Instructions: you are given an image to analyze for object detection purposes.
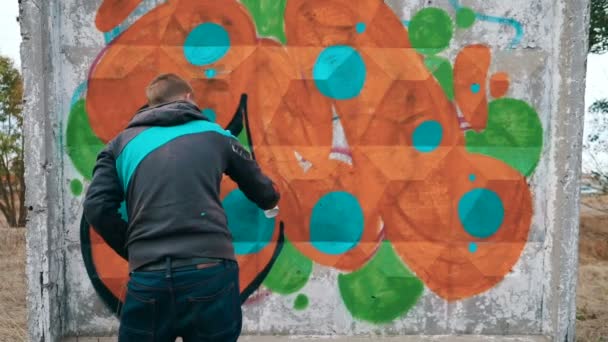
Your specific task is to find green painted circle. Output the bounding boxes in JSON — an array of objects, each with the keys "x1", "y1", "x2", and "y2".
[
  {"x1": 66, "y1": 99, "x2": 105, "y2": 180},
  {"x1": 263, "y1": 240, "x2": 313, "y2": 294},
  {"x1": 456, "y1": 7, "x2": 476, "y2": 29},
  {"x1": 338, "y1": 243, "x2": 424, "y2": 323},
  {"x1": 294, "y1": 294, "x2": 309, "y2": 310},
  {"x1": 70, "y1": 179, "x2": 83, "y2": 196},
  {"x1": 408, "y1": 8, "x2": 454, "y2": 55},
  {"x1": 465, "y1": 98, "x2": 543, "y2": 176}
]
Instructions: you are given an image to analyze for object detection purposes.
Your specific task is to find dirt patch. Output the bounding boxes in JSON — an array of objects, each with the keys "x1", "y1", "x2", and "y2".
[
  {"x1": 577, "y1": 195, "x2": 608, "y2": 342},
  {"x1": 0, "y1": 228, "x2": 26, "y2": 341}
]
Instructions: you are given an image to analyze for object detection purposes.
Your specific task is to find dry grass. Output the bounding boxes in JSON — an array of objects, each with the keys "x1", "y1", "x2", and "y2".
[
  {"x1": 0, "y1": 228, "x2": 27, "y2": 342},
  {"x1": 0, "y1": 197, "x2": 606, "y2": 341},
  {"x1": 577, "y1": 195, "x2": 608, "y2": 342}
]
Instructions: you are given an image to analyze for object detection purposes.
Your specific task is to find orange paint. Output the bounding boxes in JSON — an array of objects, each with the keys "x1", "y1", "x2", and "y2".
[
  {"x1": 361, "y1": 79, "x2": 463, "y2": 147},
  {"x1": 285, "y1": 0, "x2": 410, "y2": 48},
  {"x1": 95, "y1": 0, "x2": 144, "y2": 32},
  {"x1": 86, "y1": 0, "x2": 536, "y2": 305},
  {"x1": 87, "y1": 0, "x2": 257, "y2": 142},
  {"x1": 382, "y1": 149, "x2": 532, "y2": 300},
  {"x1": 90, "y1": 228, "x2": 129, "y2": 301},
  {"x1": 490, "y1": 72, "x2": 510, "y2": 98},
  {"x1": 276, "y1": 162, "x2": 385, "y2": 270},
  {"x1": 240, "y1": 39, "x2": 298, "y2": 149},
  {"x1": 285, "y1": 0, "x2": 413, "y2": 147},
  {"x1": 454, "y1": 45, "x2": 491, "y2": 131}
]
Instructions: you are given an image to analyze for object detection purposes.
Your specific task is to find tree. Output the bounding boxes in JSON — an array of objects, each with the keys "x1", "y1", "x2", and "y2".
[
  {"x1": 588, "y1": 98, "x2": 608, "y2": 113},
  {"x1": 585, "y1": 0, "x2": 608, "y2": 195},
  {"x1": 585, "y1": 101, "x2": 608, "y2": 192},
  {"x1": 588, "y1": 0, "x2": 608, "y2": 115},
  {"x1": 590, "y1": 0, "x2": 608, "y2": 54},
  {"x1": 0, "y1": 56, "x2": 25, "y2": 227}
]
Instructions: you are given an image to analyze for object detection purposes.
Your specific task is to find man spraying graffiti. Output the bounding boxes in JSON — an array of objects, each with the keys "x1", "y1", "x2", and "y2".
[{"x1": 83, "y1": 73, "x2": 280, "y2": 341}]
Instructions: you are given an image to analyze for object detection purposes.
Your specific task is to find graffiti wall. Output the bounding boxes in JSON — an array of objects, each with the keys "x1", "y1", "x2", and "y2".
[{"x1": 22, "y1": 0, "x2": 587, "y2": 338}]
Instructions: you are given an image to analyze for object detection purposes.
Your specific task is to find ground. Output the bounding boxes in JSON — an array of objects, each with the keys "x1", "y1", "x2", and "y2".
[
  {"x1": 0, "y1": 196, "x2": 606, "y2": 341},
  {"x1": 0, "y1": 228, "x2": 26, "y2": 341},
  {"x1": 577, "y1": 194, "x2": 608, "y2": 341}
]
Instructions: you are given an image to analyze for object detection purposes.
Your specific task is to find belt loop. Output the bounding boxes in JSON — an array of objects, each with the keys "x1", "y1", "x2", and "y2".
[{"x1": 165, "y1": 257, "x2": 172, "y2": 279}]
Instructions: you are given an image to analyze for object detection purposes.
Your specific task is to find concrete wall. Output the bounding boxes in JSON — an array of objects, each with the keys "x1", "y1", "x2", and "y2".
[{"x1": 21, "y1": 0, "x2": 588, "y2": 341}]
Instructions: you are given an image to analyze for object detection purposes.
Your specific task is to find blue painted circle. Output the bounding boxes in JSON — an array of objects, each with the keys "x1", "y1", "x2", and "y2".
[
  {"x1": 468, "y1": 242, "x2": 478, "y2": 253},
  {"x1": 412, "y1": 120, "x2": 443, "y2": 153},
  {"x1": 202, "y1": 108, "x2": 217, "y2": 122},
  {"x1": 184, "y1": 23, "x2": 231, "y2": 66},
  {"x1": 310, "y1": 191, "x2": 364, "y2": 255},
  {"x1": 313, "y1": 45, "x2": 366, "y2": 100},
  {"x1": 223, "y1": 189, "x2": 275, "y2": 255},
  {"x1": 469, "y1": 174, "x2": 476, "y2": 182},
  {"x1": 356, "y1": 22, "x2": 367, "y2": 34},
  {"x1": 471, "y1": 83, "x2": 481, "y2": 94},
  {"x1": 205, "y1": 68, "x2": 217, "y2": 78},
  {"x1": 458, "y1": 188, "x2": 505, "y2": 239}
]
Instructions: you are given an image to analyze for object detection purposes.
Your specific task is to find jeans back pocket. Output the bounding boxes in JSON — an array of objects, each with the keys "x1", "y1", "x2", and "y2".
[
  {"x1": 187, "y1": 281, "x2": 242, "y2": 341},
  {"x1": 119, "y1": 288, "x2": 157, "y2": 342}
]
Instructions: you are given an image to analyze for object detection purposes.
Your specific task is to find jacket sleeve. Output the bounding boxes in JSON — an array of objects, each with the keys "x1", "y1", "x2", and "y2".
[
  {"x1": 83, "y1": 145, "x2": 129, "y2": 259},
  {"x1": 225, "y1": 139, "x2": 280, "y2": 210}
]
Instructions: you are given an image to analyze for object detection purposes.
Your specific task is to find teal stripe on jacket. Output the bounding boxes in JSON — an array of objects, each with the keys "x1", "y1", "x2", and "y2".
[{"x1": 116, "y1": 120, "x2": 235, "y2": 193}]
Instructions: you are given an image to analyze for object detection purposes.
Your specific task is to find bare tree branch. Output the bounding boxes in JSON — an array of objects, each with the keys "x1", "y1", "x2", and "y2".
[{"x1": 0, "y1": 154, "x2": 15, "y2": 216}]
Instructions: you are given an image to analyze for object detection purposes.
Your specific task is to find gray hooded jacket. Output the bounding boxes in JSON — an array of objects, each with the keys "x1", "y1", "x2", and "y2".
[{"x1": 83, "y1": 100, "x2": 280, "y2": 271}]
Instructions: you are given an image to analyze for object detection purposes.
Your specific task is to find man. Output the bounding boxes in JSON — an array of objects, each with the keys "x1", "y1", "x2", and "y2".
[{"x1": 83, "y1": 73, "x2": 280, "y2": 342}]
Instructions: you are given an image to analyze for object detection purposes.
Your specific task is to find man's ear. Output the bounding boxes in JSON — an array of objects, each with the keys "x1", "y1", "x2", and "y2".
[{"x1": 185, "y1": 92, "x2": 198, "y2": 105}]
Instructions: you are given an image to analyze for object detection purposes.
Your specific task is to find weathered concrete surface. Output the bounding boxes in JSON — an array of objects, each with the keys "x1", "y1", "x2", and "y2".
[
  {"x1": 238, "y1": 337, "x2": 551, "y2": 342},
  {"x1": 64, "y1": 336, "x2": 551, "y2": 342},
  {"x1": 21, "y1": 0, "x2": 66, "y2": 341},
  {"x1": 21, "y1": 0, "x2": 589, "y2": 341},
  {"x1": 542, "y1": 0, "x2": 590, "y2": 339}
]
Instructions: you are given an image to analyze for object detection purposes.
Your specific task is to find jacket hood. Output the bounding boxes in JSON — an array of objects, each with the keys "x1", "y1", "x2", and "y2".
[{"x1": 127, "y1": 101, "x2": 209, "y2": 128}]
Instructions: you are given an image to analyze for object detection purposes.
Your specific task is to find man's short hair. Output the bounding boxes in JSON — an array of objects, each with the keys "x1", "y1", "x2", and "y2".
[{"x1": 146, "y1": 73, "x2": 193, "y2": 106}]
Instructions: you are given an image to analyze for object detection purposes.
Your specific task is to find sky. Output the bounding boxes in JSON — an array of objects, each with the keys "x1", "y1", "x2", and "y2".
[
  {"x1": 0, "y1": 0, "x2": 21, "y2": 68},
  {"x1": 586, "y1": 54, "x2": 608, "y2": 110},
  {"x1": 583, "y1": 54, "x2": 608, "y2": 173},
  {"x1": 0, "y1": 1, "x2": 605, "y2": 170}
]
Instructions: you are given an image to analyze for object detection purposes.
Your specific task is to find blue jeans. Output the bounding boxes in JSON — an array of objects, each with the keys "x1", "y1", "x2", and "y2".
[{"x1": 119, "y1": 260, "x2": 242, "y2": 342}]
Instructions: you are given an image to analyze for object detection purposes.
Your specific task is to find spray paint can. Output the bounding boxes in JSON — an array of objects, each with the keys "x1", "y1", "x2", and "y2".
[{"x1": 264, "y1": 206, "x2": 279, "y2": 218}]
